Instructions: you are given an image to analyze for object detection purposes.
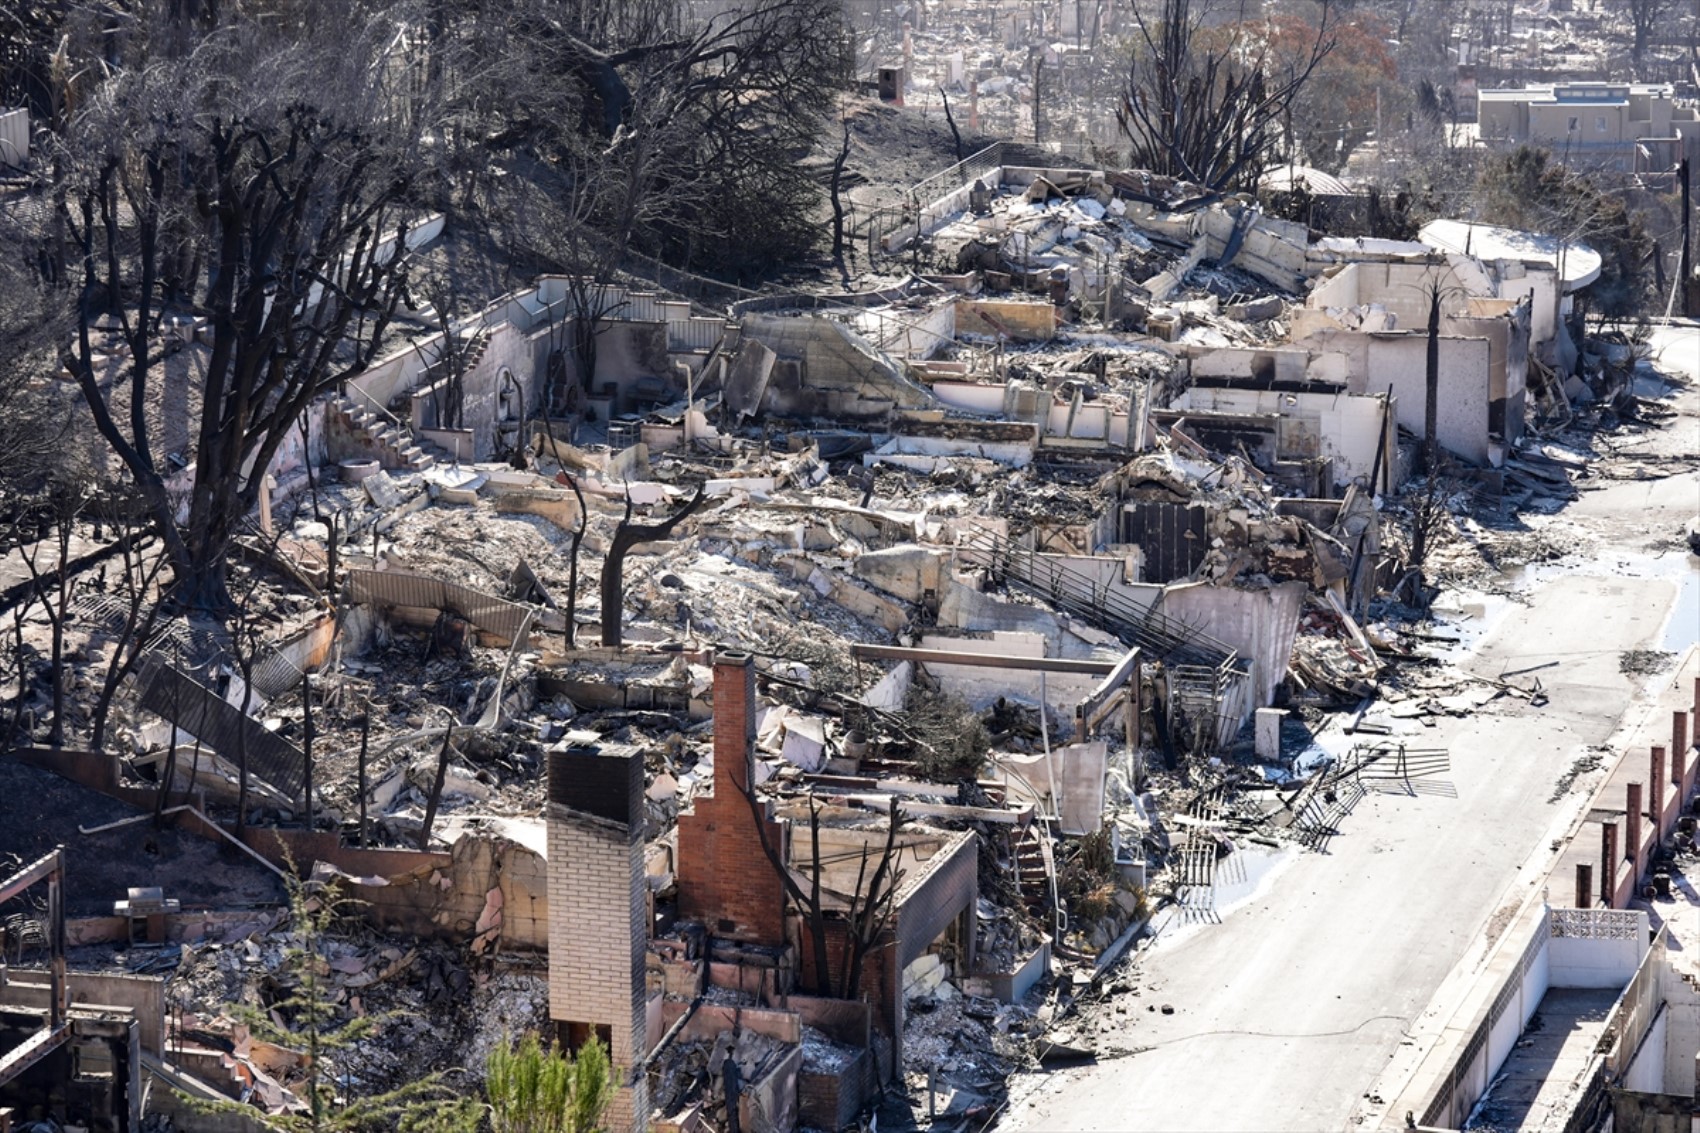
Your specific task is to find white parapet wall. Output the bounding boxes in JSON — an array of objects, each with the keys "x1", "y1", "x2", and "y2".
[{"x1": 1403, "y1": 906, "x2": 1651, "y2": 1129}]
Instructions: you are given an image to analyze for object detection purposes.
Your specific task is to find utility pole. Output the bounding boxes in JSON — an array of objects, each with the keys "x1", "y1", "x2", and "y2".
[
  {"x1": 1681, "y1": 156, "x2": 1694, "y2": 315},
  {"x1": 1033, "y1": 54, "x2": 1044, "y2": 146},
  {"x1": 1425, "y1": 282, "x2": 1441, "y2": 474}
]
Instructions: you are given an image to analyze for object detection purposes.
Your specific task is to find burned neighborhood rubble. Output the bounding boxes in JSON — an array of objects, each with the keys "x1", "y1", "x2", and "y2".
[{"x1": 2, "y1": 71, "x2": 1697, "y2": 1133}]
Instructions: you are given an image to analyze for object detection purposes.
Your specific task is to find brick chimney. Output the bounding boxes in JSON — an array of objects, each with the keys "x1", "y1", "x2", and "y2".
[
  {"x1": 1627, "y1": 782, "x2": 1644, "y2": 883},
  {"x1": 676, "y1": 651, "x2": 789, "y2": 944},
  {"x1": 1601, "y1": 820, "x2": 1618, "y2": 908},
  {"x1": 546, "y1": 740, "x2": 649, "y2": 1133},
  {"x1": 1651, "y1": 747, "x2": 1667, "y2": 837}
]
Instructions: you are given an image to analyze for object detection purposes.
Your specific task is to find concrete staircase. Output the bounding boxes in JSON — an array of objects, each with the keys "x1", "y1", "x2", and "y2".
[
  {"x1": 1015, "y1": 823, "x2": 1053, "y2": 918},
  {"x1": 330, "y1": 395, "x2": 454, "y2": 472}
]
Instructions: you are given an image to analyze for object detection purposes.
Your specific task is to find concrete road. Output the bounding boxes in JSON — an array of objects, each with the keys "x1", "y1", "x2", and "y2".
[{"x1": 999, "y1": 326, "x2": 1700, "y2": 1132}]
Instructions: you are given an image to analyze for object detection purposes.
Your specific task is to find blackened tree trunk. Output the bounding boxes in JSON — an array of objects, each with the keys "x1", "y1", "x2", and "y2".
[
  {"x1": 300, "y1": 668, "x2": 315, "y2": 829},
  {"x1": 839, "y1": 797, "x2": 903, "y2": 1000},
  {"x1": 599, "y1": 485, "x2": 706, "y2": 647},
  {"x1": 357, "y1": 706, "x2": 371, "y2": 848},
  {"x1": 90, "y1": 528, "x2": 169, "y2": 752},
  {"x1": 1425, "y1": 284, "x2": 1441, "y2": 474},
  {"x1": 562, "y1": 472, "x2": 588, "y2": 649},
  {"x1": 16, "y1": 493, "x2": 85, "y2": 748},
  {"x1": 940, "y1": 92, "x2": 964, "y2": 165},
  {"x1": 59, "y1": 15, "x2": 430, "y2": 617},
  {"x1": 742, "y1": 788, "x2": 905, "y2": 999},
  {"x1": 829, "y1": 118, "x2": 853, "y2": 264},
  {"x1": 420, "y1": 725, "x2": 456, "y2": 850}
]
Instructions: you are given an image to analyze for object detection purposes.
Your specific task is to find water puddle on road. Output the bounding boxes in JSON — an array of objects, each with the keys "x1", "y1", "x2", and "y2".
[
  {"x1": 1662, "y1": 566, "x2": 1700, "y2": 652},
  {"x1": 1144, "y1": 843, "x2": 1300, "y2": 949},
  {"x1": 1428, "y1": 548, "x2": 1697, "y2": 661},
  {"x1": 1425, "y1": 588, "x2": 1524, "y2": 657}
]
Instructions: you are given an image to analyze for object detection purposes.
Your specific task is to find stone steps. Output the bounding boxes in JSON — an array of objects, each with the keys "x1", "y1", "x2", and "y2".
[{"x1": 331, "y1": 396, "x2": 436, "y2": 471}]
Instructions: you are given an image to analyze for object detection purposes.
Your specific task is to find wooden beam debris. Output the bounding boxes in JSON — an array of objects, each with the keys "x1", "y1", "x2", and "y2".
[{"x1": 849, "y1": 643, "x2": 1120, "y2": 675}]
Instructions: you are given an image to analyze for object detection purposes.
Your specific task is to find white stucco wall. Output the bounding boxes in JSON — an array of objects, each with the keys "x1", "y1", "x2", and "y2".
[
  {"x1": 1157, "y1": 580, "x2": 1306, "y2": 707},
  {"x1": 1364, "y1": 335, "x2": 1493, "y2": 465},
  {"x1": 916, "y1": 630, "x2": 1108, "y2": 734},
  {"x1": 1174, "y1": 386, "x2": 1393, "y2": 489},
  {"x1": 1625, "y1": 1005, "x2": 1669, "y2": 1094},
  {"x1": 1549, "y1": 932, "x2": 1646, "y2": 988}
]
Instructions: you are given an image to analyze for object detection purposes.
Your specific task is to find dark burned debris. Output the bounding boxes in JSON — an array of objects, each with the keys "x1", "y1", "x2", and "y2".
[{"x1": 2, "y1": 138, "x2": 1678, "y2": 1133}]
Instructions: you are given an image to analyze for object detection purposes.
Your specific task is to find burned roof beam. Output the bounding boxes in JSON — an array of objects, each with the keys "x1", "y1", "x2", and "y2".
[{"x1": 849, "y1": 643, "x2": 1120, "y2": 675}]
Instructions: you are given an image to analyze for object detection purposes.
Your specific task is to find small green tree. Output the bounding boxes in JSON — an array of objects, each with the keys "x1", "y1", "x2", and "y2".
[
  {"x1": 187, "y1": 867, "x2": 483, "y2": 1132},
  {"x1": 485, "y1": 1031, "x2": 613, "y2": 1133}
]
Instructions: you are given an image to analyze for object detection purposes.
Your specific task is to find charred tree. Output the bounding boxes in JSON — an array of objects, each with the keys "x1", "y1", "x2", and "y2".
[
  {"x1": 89, "y1": 524, "x2": 170, "y2": 753},
  {"x1": 561, "y1": 472, "x2": 589, "y2": 649},
  {"x1": 1117, "y1": 0, "x2": 1334, "y2": 191},
  {"x1": 419, "y1": 725, "x2": 457, "y2": 851},
  {"x1": 1425, "y1": 284, "x2": 1441, "y2": 474},
  {"x1": 836, "y1": 797, "x2": 903, "y2": 1000},
  {"x1": 300, "y1": 668, "x2": 315, "y2": 830},
  {"x1": 599, "y1": 484, "x2": 706, "y2": 647},
  {"x1": 829, "y1": 118, "x2": 854, "y2": 266},
  {"x1": 1628, "y1": 0, "x2": 1675, "y2": 69},
  {"x1": 15, "y1": 486, "x2": 88, "y2": 748},
  {"x1": 357, "y1": 704, "x2": 372, "y2": 848},
  {"x1": 55, "y1": 12, "x2": 433, "y2": 616},
  {"x1": 941, "y1": 91, "x2": 964, "y2": 164},
  {"x1": 741, "y1": 787, "x2": 905, "y2": 999}
]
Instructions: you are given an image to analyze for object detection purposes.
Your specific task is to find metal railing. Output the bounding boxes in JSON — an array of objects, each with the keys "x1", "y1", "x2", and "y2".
[
  {"x1": 954, "y1": 528, "x2": 1235, "y2": 668},
  {"x1": 342, "y1": 379, "x2": 409, "y2": 435},
  {"x1": 867, "y1": 141, "x2": 1008, "y2": 255}
]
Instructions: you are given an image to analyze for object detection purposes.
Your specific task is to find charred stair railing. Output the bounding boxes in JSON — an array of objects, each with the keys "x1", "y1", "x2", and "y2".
[
  {"x1": 1174, "y1": 786, "x2": 1226, "y2": 915},
  {"x1": 1170, "y1": 662, "x2": 1237, "y2": 761},
  {"x1": 957, "y1": 530, "x2": 1235, "y2": 666},
  {"x1": 957, "y1": 530, "x2": 1248, "y2": 754},
  {"x1": 1286, "y1": 742, "x2": 1453, "y2": 850}
]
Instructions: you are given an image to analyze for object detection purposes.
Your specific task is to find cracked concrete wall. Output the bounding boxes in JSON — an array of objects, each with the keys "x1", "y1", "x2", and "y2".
[
  {"x1": 353, "y1": 830, "x2": 547, "y2": 951},
  {"x1": 1174, "y1": 386, "x2": 1394, "y2": 490},
  {"x1": 1159, "y1": 580, "x2": 1306, "y2": 708},
  {"x1": 740, "y1": 314, "x2": 936, "y2": 421}
]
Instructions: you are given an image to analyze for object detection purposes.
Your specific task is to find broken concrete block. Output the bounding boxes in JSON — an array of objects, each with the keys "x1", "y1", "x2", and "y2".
[
  {"x1": 363, "y1": 466, "x2": 402, "y2": 503},
  {"x1": 608, "y1": 442, "x2": 650, "y2": 482},
  {"x1": 706, "y1": 476, "x2": 776, "y2": 499},
  {"x1": 370, "y1": 766, "x2": 409, "y2": 812},
  {"x1": 1227, "y1": 296, "x2": 1284, "y2": 322},
  {"x1": 437, "y1": 485, "x2": 479, "y2": 506},
  {"x1": 779, "y1": 715, "x2": 827, "y2": 772},
  {"x1": 1255, "y1": 707, "x2": 1284, "y2": 761},
  {"x1": 407, "y1": 758, "x2": 491, "y2": 802},
  {"x1": 473, "y1": 887, "x2": 503, "y2": 936},
  {"x1": 852, "y1": 544, "x2": 944, "y2": 603},
  {"x1": 621, "y1": 482, "x2": 669, "y2": 506},
  {"x1": 724, "y1": 340, "x2": 777, "y2": 419}
]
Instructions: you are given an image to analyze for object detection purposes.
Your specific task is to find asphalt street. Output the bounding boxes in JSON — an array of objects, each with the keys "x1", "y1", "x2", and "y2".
[{"x1": 999, "y1": 323, "x2": 1700, "y2": 1132}]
